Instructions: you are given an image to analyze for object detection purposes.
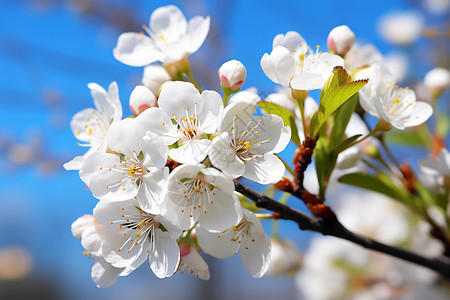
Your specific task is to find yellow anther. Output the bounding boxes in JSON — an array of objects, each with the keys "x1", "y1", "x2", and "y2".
[
  {"x1": 82, "y1": 251, "x2": 91, "y2": 255},
  {"x1": 243, "y1": 141, "x2": 251, "y2": 150},
  {"x1": 390, "y1": 97, "x2": 401, "y2": 115}
]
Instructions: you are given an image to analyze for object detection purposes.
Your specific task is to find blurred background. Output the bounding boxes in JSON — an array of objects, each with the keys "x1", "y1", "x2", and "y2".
[{"x1": 0, "y1": 0, "x2": 448, "y2": 299}]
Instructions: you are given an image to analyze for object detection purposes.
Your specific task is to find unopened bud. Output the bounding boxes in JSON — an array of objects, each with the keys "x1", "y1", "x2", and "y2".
[
  {"x1": 219, "y1": 60, "x2": 247, "y2": 93},
  {"x1": 142, "y1": 65, "x2": 171, "y2": 95},
  {"x1": 424, "y1": 68, "x2": 450, "y2": 96},
  {"x1": 129, "y1": 85, "x2": 157, "y2": 115},
  {"x1": 336, "y1": 146, "x2": 361, "y2": 169},
  {"x1": 327, "y1": 25, "x2": 355, "y2": 56},
  {"x1": 71, "y1": 215, "x2": 96, "y2": 240}
]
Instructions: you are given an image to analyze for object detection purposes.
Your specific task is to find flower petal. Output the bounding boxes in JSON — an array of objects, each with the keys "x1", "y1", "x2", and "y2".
[
  {"x1": 260, "y1": 46, "x2": 296, "y2": 86},
  {"x1": 242, "y1": 154, "x2": 285, "y2": 184},
  {"x1": 137, "y1": 168, "x2": 168, "y2": 215},
  {"x1": 149, "y1": 230, "x2": 180, "y2": 278},
  {"x1": 158, "y1": 81, "x2": 203, "y2": 120},
  {"x1": 198, "y1": 192, "x2": 242, "y2": 232},
  {"x1": 240, "y1": 228, "x2": 271, "y2": 278},
  {"x1": 137, "y1": 107, "x2": 180, "y2": 145},
  {"x1": 273, "y1": 31, "x2": 308, "y2": 55},
  {"x1": 402, "y1": 101, "x2": 433, "y2": 128},
  {"x1": 187, "y1": 16, "x2": 210, "y2": 54},
  {"x1": 196, "y1": 225, "x2": 240, "y2": 259},
  {"x1": 198, "y1": 90, "x2": 223, "y2": 134},
  {"x1": 150, "y1": 5, "x2": 187, "y2": 41},
  {"x1": 168, "y1": 139, "x2": 210, "y2": 164},
  {"x1": 209, "y1": 132, "x2": 245, "y2": 179},
  {"x1": 91, "y1": 258, "x2": 123, "y2": 288},
  {"x1": 113, "y1": 32, "x2": 160, "y2": 67}
]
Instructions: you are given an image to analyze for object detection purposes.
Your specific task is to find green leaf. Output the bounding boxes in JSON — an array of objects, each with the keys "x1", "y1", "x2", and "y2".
[
  {"x1": 329, "y1": 94, "x2": 359, "y2": 150},
  {"x1": 314, "y1": 135, "x2": 337, "y2": 199},
  {"x1": 258, "y1": 101, "x2": 301, "y2": 146},
  {"x1": 385, "y1": 129, "x2": 429, "y2": 148},
  {"x1": 334, "y1": 134, "x2": 363, "y2": 154},
  {"x1": 338, "y1": 173, "x2": 409, "y2": 202},
  {"x1": 310, "y1": 66, "x2": 368, "y2": 136}
]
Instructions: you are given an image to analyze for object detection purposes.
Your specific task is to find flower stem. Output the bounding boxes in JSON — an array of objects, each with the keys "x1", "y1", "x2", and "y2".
[
  {"x1": 222, "y1": 92, "x2": 231, "y2": 106},
  {"x1": 184, "y1": 69, "x2": 203, "y2": 93}
]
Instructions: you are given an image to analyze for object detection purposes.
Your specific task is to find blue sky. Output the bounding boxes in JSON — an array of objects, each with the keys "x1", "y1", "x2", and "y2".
[{"x1": 0, "y1": 0, "x2": 447, "y2": 299}]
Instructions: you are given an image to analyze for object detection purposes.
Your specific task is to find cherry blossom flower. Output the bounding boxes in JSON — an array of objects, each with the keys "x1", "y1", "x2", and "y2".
[
  {"x1": 72, "y1": 215, "x2": 130, "y2": 288},
  {"x1": 137, "y1": 81, "x2": 223, "y2": 164},
  {"x1": 209, "y1": 100, "x2": 290, "y2": 184},
  {"x1": 113, "y1": 5, "x2": 210, "y2": 66},
  {"x1": 93, "y1": 198, "x2": 182, "y2": 279},
  {"x1": 260, "y1": 31, "x2": 344, "y2": 90},
  {"x1": 196, "y1": 209, "x2": 271, "y2": 278},
  {"x1": 356, "y1": 63, "x2": 432, "y2": 130},
  {"x1": 377, "y1": 11, "x2": 423, "y2": 46},
  {"x1": 64, "y1": 82, "x2": 122, "y2": 170},
  {"x1": 164, "y1": 164, "x2": 242, "y2": 231},
  {"x1": 80, "y1": 118, "x2": 168, "y2": 214}
]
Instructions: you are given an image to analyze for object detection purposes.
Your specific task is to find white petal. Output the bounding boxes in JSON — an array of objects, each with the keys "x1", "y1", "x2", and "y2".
[
  {"x1": 113, "y1": 32, "x2": 160, "y2": 66},
  {"x1": 402, "y1": 101, "x2": 433, "y2": 128},
  {"x1": 137, "y1": 107, "x2": 180, "y2": 145},
  {"x1": 187, "y1": 16, "x2": 210, "y2": 54},
  {"x1": 290, "y1": 72, "x2": 325, "y2": 91},
  {"x1": 220, "y1": 100, "x2": 256, "y2": 134},
  {"x1": 63, "y1": 156, "x2": 85, "y2": 171},
  {"x1": 273, "y1": 31, "x2": 308, "y2": 55},
  {"x1": 142, "y1": 132, "x2": 169, "y2": 169},
  {"x1": 149, "y1": 230, "x2": 180, "y2": 278},
  {"x1": 242, "y1": 154, "x2": 285, "y2": 184},
  {"x1": 198, "y1": 90, "x2": 223, "y2": 134},
  {"x1": 106, "y1": 118, "x2": 145, "y2": 155},
  {"x1": 198, "y1": 192, "x2": 242, "y2": 232},
  {"x1": 196, "y1": 225, "x2": 240, "y2": 259},
  {"x1": 168, "y1": 139, "x2": 210, "y2": 164},
  {"x1": 107, "y1": 81, "x2": 123, "y2": 121},
  {"x1": 240, "y1": 229, "x2": 271, "y2": 278},
  {"x1": 245, "y1": 115, "x2": 291, "y2": 155},
  {"x1": 260, "y1": 46, "x2": 296, "y2": 86},
  {"x1": 180, "y1": 246, "x2": 210, "y2": 280},
  {"x1": 150, "y1": 5, "x2": 187, "y2": 41},
  {"x1": 158, "y1": 81, "x2": 203, "y2": 120},
  {"x1": 209, "y1": 132, "x2": 245, "y2": 178},
  {"x1": 81, "y1": 225, "x2": 105, "y2": 257},
  {"x1": 202, "y1": 167, "x2": 235, "y2": 194},
  {"x1": 91, "y1": 258, "x2": 123, "y2": 288},
  {"x1": 101, "y1": 230, "x2": 146, "y2": 268},
  {"x1": 137, "y1": 168, "x2": 168, "y2": 214}
]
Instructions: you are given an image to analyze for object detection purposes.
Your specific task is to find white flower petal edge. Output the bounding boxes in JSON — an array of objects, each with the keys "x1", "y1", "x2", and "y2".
[
  {"x1": 113, "y1": 5, "x2": 210, "y2": 65},
  {"x1": 137, "y1": 81, "x2": 223, "y2": 164},
  {"x1": 197, "y1": 209, "x2": 271, "y2": 278},
  {"x1": 64, "y1": 82, "x2": 122, "y2": 170},
  {"x1": 356, "y1": 63, "x2": 433, "y2": 130},
  {"x1": 179, "y1": 245, "x2": 210, "y2": 280},
  {"x1": 93, "y1": 198, "x2": 182, "y2": 279},
  {"x1": 209, "y1": 100, "x2": 290, "y2": 184},
  {"x1": 165, "y1": 164, "x2": 242, "y2": 232}
]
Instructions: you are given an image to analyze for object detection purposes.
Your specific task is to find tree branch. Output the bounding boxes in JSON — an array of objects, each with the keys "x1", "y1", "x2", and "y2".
[{"x1": 234, "y1": 180, "x2": 450, "y2": 279}]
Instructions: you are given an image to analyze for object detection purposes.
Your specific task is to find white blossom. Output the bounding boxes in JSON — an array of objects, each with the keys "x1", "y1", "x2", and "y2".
[
  {"x1": 93, "y1": 198, "x2": 182, "y2": 279},
  {"x1": 260, "y1": 31, "x2": 344, "y2": 90},
  {"x1": 64, "y1": 82, "x2": 122, "y2": 170},
  {"x1": 424, "y1": 68, "x2": 450, "y2": 93},
  {"x1": 356, "y1": 63, "x2": 432, "y2": 130},
  {"x1": 377, "y1": 11, "x2": 424, "y2": 46},
  {"x1": 420, "y1": 148, "x2": 450, "y2": 188},
  {"x1": 209, "y1": 99, "x2": 291, "y2": 184},
  {"x1": 197, "y1": 209, "x2": 271, "y2": 278},
  {"x1": 137, "y1": 81, "x2": 223, "y2": 164},
  {"x1": 178, "y1": 241, "x2": 210, "y2": 280},
  {"x1": 113, "y1": 5, "x2": 210, "y2": 66},
  {"x1": 80, "y1": 118, "x2": 169, "y2": 214},
  {"x1": 164, "y1": 163, "x2": 242, "y2": 231}
]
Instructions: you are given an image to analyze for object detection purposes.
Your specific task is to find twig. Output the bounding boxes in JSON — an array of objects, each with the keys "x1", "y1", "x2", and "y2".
[{"x1": 234, "y1": 180, "x2": 450, "y2": 279}]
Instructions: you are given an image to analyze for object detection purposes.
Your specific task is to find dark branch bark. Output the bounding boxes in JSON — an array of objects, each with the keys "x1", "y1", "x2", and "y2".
[{"x1": 234, "y1": 180, "x2": 450, "y2": 279}]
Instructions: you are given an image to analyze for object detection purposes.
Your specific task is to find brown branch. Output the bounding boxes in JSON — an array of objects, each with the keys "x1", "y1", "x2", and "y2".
[{"x1": 234, "y1": 180, "x2": 450, "y2": 280}]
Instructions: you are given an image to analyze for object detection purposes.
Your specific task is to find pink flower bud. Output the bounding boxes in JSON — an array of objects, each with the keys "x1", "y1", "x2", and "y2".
[
  {"x1": 327, "y1": 25, "x2": 355, "y2": 55},
  {"x1": 218, "y1": 59, "x2": 247, "y2": 93},
  {"x1": 129, "y1": 85, "x2": 157, "y2": 115},
  {"x1": 424, "y1": 68, "x2": 450, "y2": 93}
]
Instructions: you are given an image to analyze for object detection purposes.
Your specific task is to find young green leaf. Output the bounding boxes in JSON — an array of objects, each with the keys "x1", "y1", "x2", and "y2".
[{"x1": 258, "y1": 101, "x2": 301, "y2": 146}]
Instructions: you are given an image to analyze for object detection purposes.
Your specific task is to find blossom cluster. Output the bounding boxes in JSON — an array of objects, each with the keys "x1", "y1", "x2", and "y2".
[{"x1": 65, "y1": 3, "x2": 449, "y2": 293}]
